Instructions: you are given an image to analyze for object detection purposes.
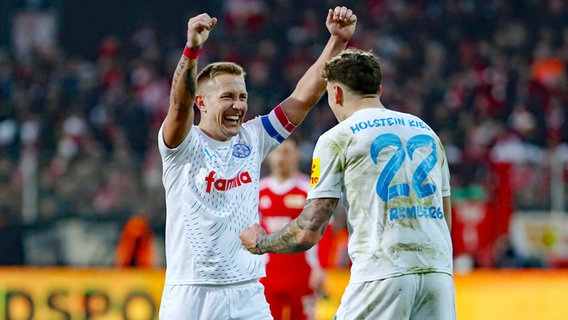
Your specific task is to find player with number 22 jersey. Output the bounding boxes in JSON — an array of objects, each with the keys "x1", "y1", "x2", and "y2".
[{"x1": 308, "y1": 107, "x2": 452, "y2": 283}]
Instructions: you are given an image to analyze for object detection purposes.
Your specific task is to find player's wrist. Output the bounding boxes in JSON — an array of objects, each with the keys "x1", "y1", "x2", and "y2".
[
  {"x1": 183, "y1": 44, "x2": 203, "y2": 59},
  {"x1": 253, "y1": 236, "x2": 268, "y2": 254},
  {"x1": 329, "y1": 35, "x2": 350, "y2": 47}
]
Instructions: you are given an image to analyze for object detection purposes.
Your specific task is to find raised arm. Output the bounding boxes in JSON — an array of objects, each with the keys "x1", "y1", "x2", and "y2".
[
  {"x1": 162, "y1": 13, "x2": 217, "y2": 148},
  {"x1": 240, "y1": 198, "x2": 339, "y2": 254},
  {"x1": 280, "y1": 6, "x2": 357, "y2": 125}
]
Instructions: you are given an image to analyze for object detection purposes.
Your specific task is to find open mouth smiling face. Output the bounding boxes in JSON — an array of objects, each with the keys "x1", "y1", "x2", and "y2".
[
  {"x1": 224, "y1": 114, "x2": 241, "y2": 125},
  {"x1": 219, "y1": 112, "x2": 244, "y2": 137},
  {"x1": 200, "y1": 73, "x2": 248, "y2": 141}
]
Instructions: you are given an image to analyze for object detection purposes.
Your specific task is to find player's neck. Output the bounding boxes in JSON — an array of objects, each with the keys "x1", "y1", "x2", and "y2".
[
  {"x1": 339, "y1": 96, "x2": 383, "y2": 121},
  {"x1": 272, "y1": 171, "x2": 294, "y2": 182},
  {"x1": 355, "y1": 95, "x2": 382, "y2": 108}
]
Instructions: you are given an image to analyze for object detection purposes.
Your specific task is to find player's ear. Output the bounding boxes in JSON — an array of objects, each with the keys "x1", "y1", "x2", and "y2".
[
  {"x1": 195, "y1": 95, "x2": 206, "y2": 112},
  {"x1": 333, "y1": 85, "x2": 344, "y2": 106},
  {"x1": 377, "y1": 85, "x2": 383, "y2": 97}
]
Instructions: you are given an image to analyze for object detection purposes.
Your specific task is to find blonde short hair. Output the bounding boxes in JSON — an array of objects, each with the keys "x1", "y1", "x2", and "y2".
[{"x1": 196, "y1": 62, "x2": 246, "y2": 88}]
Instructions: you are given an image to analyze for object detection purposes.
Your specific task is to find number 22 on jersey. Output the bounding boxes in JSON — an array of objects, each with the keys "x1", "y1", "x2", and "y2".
[{"x1": 370, "y1": 134, "x2": 438, "y2": 202}]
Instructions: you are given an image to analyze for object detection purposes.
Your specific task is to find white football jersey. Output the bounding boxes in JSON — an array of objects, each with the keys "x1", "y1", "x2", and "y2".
[
  {"x1": 158, "y1": 106, "x2": 294, "y2": 285},
  {"x1": 308, "y1": 107, "x2": 453, "y2": 283}
]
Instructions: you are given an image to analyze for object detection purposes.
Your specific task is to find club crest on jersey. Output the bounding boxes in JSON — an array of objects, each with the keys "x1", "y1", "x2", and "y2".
[
  {"x1": 232, "y1": 143, "x2": 251, "y2": 158},
  {"x1": 205, "y1": 170, "x2": 252, "y2": 193}
]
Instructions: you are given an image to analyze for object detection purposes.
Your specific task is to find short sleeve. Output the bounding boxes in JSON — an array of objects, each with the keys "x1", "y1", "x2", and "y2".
[{"x1": 307, "y1": 134, "x2": 344, "y2": 200}]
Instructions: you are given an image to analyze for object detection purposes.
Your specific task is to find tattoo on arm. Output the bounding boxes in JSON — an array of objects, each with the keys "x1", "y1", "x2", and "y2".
[
  {"x1": 170, "y1": 58, "x2": 197, "y2": 103},
  {"x1": 255, "y1": 198, "x2": 338, "y2": 254},
  {"x1": 183, "y1": 67, "x2": 196, "y2": 94}
]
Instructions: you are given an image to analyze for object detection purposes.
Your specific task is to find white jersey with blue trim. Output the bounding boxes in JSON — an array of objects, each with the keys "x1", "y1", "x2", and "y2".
[
  {"x1": 307, "y1": 107, "x2": 453, "y2": 284},
  {"x1": 158, "y1": 106, "x2": 293, "y2": 285}
]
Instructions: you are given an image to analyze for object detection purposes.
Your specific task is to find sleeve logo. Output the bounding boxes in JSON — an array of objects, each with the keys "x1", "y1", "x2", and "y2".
[{"x1": 310, "y1": 158, "x2": 321, "y2": 188}]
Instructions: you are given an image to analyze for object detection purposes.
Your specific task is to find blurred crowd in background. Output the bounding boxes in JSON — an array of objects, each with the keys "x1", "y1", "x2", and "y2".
[{"x1": 1, "y1": 0, "x2": 568, "y2": 267}]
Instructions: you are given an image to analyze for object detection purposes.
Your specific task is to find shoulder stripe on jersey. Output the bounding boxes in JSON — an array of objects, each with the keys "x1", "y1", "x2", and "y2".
[
  {"x1": 261, "y1": 115, "x2": 285, "y2": 143},
  {"x1": 274, "y1": 105, "x2": 297, "y2": 131},
  {"x1": 261, "y1": 105, "x2": 296, "y2": 143}
]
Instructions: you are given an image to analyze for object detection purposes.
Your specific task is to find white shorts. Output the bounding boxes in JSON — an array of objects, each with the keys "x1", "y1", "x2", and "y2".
[
  {"x1": 334, "y1": 272, "x2": 456, "y2": 320},
  {"x1": 159, "y1": 280, "x2": 273, "y2": 320}
]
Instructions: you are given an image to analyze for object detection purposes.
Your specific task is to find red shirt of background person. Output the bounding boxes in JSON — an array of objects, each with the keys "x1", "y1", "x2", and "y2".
[{"x1": 258, "y1": 138, "x2": 329, "y2": 320}]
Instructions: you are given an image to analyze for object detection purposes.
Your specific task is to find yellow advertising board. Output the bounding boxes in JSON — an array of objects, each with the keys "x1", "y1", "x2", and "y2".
[
  {"x1": 0, "y1": 268, "x2": 164, "y2": 320},
  {"x1": 1, "y1": 268, "x2": 568, "y2": 320},
  {"x1": 318, "y1": 268, "x2": 568, "y2": 320},
  {"x1": 454, "y1": 269, "x2": 568, "y2": 320}
]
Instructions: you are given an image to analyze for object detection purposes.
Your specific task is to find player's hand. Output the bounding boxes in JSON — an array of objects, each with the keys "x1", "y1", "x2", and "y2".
[
  {"x1": 187, "y1": 13, "x2": 217, "y2": 48},
  {"x1": 239, "y1": 223, "x2": 267, "y2": 254},
  {"x1": 326, "y1": 6, "x2": 357, "y2": 42}
]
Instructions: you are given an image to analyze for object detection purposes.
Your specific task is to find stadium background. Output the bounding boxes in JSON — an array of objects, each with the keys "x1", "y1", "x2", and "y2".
[{"x1": 1, "y1": 0, "x2": 568, "y2": 319}]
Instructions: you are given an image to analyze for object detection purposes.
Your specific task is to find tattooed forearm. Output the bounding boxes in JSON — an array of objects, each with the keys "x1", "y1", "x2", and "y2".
[
  {"x1": 255, "y1": 221, "x2": 306, "y2": 254},
  {"x1": 170, "y1": 57, "x2": 197, "y2": 107},
  {"x1": 183, "y1": 67, "x2": 196, "y2": 94},
  {"x1": 297, "y1": 199, "x2": 337, "y2": 235},
  {"x1": 254, "y1": 198, "x2": 338, "y2": 254}
]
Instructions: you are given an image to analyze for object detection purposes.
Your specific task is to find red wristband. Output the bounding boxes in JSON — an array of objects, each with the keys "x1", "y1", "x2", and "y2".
[{"x1": 183, "y1": 45, "x2": 202, "y2": 59}]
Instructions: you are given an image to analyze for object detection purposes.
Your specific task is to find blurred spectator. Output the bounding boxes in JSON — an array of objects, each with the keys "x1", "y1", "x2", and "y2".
[
  {"x1": 222, "y1": 0, "x2": 268, "y2": 35},
  {"x1": 114, "y1": 215, "x2": 157, "y2": 268},
  {"x1": 493, "y1": 234, "x2": 545, "y2": 268}
]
